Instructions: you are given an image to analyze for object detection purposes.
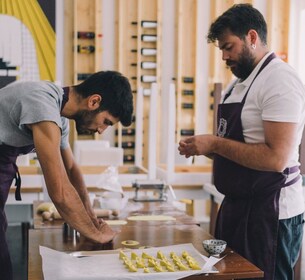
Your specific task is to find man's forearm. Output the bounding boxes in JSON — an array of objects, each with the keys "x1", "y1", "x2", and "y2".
[
  {"x1": 67, "y1": 164, "x2": 92, "y2": 209},
  {"x1": 214, "y1": 137, "x2": 287, "y2": 172},
  {"x1": 40, "y1": 162, "x2": 105, "y2": 242},
  {"x1": 32, "y1": 121, "x2": 114, "y2": 243}
]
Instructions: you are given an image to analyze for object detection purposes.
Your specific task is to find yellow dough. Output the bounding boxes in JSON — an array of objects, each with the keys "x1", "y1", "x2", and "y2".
[
  {"x1": 119, "y1": 250, "x2": 127, "y2": 260},
  {"x1": 119, "y1": 248, "x2": 201, "y2": 273},
  {"x1": 127, "y1": 215, "x2": 176, "y2": 221},
  {"x1": 143, "y1": 267, "x2": 150, "y2": 273},
  {"x1": 105, "y1": 220, "x2": 127, "y2": 225},
  {"x1": 36, "y1": 202, "x2": 55, "y2": 214},
  {"x1": 131, "y1": 252, "x2": 138, "y2": 260},
  {"x1": 141, "y1": 252, "x2": 152, "y2": 259}
]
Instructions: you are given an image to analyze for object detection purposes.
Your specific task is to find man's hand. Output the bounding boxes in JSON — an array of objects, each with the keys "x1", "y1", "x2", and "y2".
[
  {"x1": 88, "y1": 208, "x2": 100, "y2": 228},
  {"x1": 178, "y1": 135, "x2": 216, "y2": 158},
  {"x1": 30, "y1": 121, "x2": 116, "y2": 243},
  {"x1": 178, "y1": 121, "x2": 298, "y2": 172},
  {"x1": 96, "y1": 220, "x2": 117, "y2": 243}
]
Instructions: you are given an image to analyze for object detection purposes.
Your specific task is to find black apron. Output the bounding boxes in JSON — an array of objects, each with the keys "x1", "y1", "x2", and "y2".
[
  {"x1": 0, "y1": 86, "x2": 69, "y2": 279},
  {"x1": 213, "y1": 53, "x2": 300, "y2": 280},
  {"x1": 0, "y1": 144, "x2": 34, "y2": 280}
]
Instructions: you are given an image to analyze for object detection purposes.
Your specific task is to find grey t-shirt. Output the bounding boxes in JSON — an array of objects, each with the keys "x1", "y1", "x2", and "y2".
[{"x1": 0, "y1": 80, "x2": 69, "y2": 149}]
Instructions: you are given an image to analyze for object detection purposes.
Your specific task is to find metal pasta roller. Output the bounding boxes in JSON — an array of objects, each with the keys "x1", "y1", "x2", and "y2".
[{"x1": 132, "y1": 179, "x2": 167, "y2": 202}]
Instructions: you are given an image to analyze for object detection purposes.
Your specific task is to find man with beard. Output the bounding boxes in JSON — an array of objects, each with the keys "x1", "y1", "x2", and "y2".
[
  {"x1": 179, "y1": 4, "x2": 305, "y2": 280},
  {"x1": 0, "y1": 71, "x2": 133, "y2": 280}
]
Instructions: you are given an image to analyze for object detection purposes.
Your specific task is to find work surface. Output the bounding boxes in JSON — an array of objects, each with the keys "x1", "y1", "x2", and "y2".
[{"x1": 29, "y1": 201, "x2": 263, "y2": 279}]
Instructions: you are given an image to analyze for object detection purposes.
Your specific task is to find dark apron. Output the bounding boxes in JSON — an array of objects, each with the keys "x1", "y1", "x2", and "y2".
[
  {"x1": 213, "y1": 53, "x2": 300, "y2": 280},
  {"x1": 0, "y1": 144, "x2": 35, "y2": 280}
]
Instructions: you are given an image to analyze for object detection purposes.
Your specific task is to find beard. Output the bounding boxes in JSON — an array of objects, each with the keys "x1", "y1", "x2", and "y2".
[
  {"x1": 226, "y1": 44, "x2": 256, "y2": 80},
  {"x1": 73, "y1": 109, "x2": 99, "y2": 135}
]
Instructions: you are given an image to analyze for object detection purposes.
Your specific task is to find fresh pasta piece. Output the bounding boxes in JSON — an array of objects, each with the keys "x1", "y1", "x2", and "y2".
[
  {"x1": 176, "y1": 262, "x2": 190, "y2": 271},
  {"x1": 141, "y1": 252, "x2": 151, "y2": 259},
  {"x1": 148, "y1": 258, "x2": 157, "y2": 267},
  {"x1": 119, "y1": 250, "x2": 127, "y2": 260},
  {"x1": 166, "y1": 264, "x2": 176, "y2": 272},
  {"x1": 154, "y1": 264, "x2": 164, "y2": 272},
  {"x1": 128, "y1": 264, "x2": 138, "y2": 272},
  {"x1": 157, "y1": 250, "x2": 166, "y2": 260},
  {"x1": 131, "y1": 252, "x2": 138, "y2": 260},
  {"x1": 135, "y1": 257, "x2": 145, "y2": 268},
  {"x1": 182, "y1": 251, "x2": 190, "y2": 259},
  {"x1": 143, "y1": 267, "x2": 150, "y2": 273},
  {"x1": 189, "y1": 262, "x2": 201, "y2": 270},
  {"x1": 159, "y1": 259, "x2": 171, "y2": 266}
]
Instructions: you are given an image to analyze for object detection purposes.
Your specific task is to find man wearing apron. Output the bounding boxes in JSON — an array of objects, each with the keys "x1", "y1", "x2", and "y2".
[
  {"x1": 0, "y1": 71, "x2": 133, "y2": 279},
  {"x1": 179, "y1": 4, "x2": 305, "y2": 280}
]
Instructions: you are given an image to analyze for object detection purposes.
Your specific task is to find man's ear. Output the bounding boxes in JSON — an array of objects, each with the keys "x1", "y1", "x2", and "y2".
[
  {"x1": 88, "y1": 94, "x2": 102, "y2": 110},
  {"x1": 248, "y1": 29, "x2": 258, "y2": 45}
]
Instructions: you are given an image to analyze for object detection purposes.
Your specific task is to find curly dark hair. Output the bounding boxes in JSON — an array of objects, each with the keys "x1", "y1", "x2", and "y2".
[
  {"x1": 207, "y1": 3, "x2": 267, "y2": 45},
  {"x1": 74, "y1": 71, "x2": 133, "y2": 126}
]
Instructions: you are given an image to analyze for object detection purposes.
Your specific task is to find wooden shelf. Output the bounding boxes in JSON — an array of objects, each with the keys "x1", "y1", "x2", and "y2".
[
  {"x1": 69, "y1": 0, "x2": 103, "y2": 146},
  {"x1": 116, "y1": 0, "x2": 162, "y2": 167},
  {"x1": 175, "y1": 0, "x2": 197, "y2": 142}
]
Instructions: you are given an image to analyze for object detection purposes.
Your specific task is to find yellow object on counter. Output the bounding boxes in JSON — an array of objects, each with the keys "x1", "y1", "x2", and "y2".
[{"x1": 121, "y1": 240, "x2": 140, "y2": 248}]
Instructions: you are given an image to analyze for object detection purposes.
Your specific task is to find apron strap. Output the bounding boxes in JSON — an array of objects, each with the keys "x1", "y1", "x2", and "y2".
[
  {"x1": 13, "y1": 163, "x2": 22, "y2": 201},
  {"x1": 61, "y1": 87, "x2": 70, "y2": 111},
  {"x1": 283, "y1": 165, "x2": 299, "y2": 174},
  {"x1": 283, "y1": 166, "x2": 301, "y2": 187},
  {"x1": 223, "y1": 53, "x2": 276, "y2": 103}
]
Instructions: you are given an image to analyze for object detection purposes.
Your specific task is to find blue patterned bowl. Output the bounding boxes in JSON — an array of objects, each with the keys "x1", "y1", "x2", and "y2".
[{"x1": 202, "y1": 239, "x2": 227, "y2": 255}]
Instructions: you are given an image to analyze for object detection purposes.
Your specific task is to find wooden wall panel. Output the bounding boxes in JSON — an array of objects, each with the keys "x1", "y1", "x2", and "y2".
[{"x1": 267, "y1": 0, "x2": 290, "y2": 62}]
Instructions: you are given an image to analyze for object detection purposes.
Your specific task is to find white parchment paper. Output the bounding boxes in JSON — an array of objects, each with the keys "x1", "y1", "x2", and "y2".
[{"x1": 40, "y1": 243, "x2": 220, "y2": 280}]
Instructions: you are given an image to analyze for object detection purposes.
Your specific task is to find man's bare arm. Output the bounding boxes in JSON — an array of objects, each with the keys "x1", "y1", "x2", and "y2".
[
  {"x1": 30, "y1": 121, "x2": 115, "y2": 243},
  {"x1": 179, "y1": 121, "x2": 298, "y2": 172},
  {"x1": 60, "y1": 147, "x2": 99, "y2": 227}
]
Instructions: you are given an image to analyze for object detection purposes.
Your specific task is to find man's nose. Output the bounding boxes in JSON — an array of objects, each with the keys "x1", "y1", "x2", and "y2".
[{"x1": 222, "y1": 51, "x2": 230, "y2": 61}]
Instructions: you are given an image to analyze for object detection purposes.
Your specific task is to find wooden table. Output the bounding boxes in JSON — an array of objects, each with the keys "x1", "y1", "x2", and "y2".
[
  {"x1": 29, "y1": 200, "x2": 263, "y2": 279},
  {"x1": 28, "y1": 225, "x2": 263, "y2": 280},
  {"x1": 32, "y1": 200, "x2": 200, "y2": 229}
]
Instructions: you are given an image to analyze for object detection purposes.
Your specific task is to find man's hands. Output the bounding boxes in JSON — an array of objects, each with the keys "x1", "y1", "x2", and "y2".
[
  {"x1": 59, "y1": 140, "x2": 117, "y2": 244},
  {"x1": 30, "y1": 121, "x2": 118, "y2": 244},
  {"x1": 178, "y1": 135, "x2": 216, "y2": 158},
  {"x1": 96, "y1": 219, "x2": 117, "y2": 244},
  {"x1": 178, "y1": 120, "x2": 298, "y2": 172}
]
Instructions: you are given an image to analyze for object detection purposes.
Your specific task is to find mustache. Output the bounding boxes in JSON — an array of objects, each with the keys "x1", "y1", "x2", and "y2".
[
  {"x1": 76, "y1": 126, "x2": 96, "y2": 135},
  {"x1": 226, "y1": 60, "x2": 235, "y2": 67}
]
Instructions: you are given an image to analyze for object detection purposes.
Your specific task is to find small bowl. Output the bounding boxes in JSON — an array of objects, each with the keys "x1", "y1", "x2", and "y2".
[{"x1": 202, "y1": 239, "x2": 227, "y2": 255}]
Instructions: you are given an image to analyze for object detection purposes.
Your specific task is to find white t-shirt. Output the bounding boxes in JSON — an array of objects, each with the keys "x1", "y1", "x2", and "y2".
[{"x1": 222, "y1": 52, "x2": 305, "y2": 219}]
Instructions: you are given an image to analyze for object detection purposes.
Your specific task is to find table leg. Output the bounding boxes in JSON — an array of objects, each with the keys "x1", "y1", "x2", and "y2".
[{"x1": 209, "y1": 195, "x2": 218, "y2": 235}]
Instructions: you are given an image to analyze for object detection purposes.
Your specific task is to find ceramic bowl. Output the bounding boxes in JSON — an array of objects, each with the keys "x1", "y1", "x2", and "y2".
[{"x1": 202, "y1": 239, "x2": 227, "y2": 255}]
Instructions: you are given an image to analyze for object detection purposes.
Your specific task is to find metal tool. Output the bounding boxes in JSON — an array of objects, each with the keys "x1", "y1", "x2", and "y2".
[{"x1": 132, "y1": 179, "x2": 167, "y2": 202}]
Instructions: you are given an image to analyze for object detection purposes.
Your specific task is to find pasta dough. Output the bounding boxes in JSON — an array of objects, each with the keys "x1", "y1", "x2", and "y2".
[{"x1": 127, "y1": 215, "x2": 176, "y2": 221}]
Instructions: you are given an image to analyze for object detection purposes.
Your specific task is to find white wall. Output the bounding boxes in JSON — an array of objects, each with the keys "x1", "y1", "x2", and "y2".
[
  {"x1": 102, "y1": 0, "x2": 116, "y2": 70},
  {"x1": 288, "y1": 0, "x2": 305, "y2": 84},
  {"x1": 193, "y1": 0, "x2": 211, "y2": 165},
  {"x1": 55, "y1": 0, "x2": 64, "y2": 84},
  {"x1": 159, "y1": 0, "x2": 176, "y2": 163}
]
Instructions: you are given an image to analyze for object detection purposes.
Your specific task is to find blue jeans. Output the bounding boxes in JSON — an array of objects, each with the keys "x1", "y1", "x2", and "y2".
[{"x1": 275, "y1": 213, "x2": 304, "y2": 280}]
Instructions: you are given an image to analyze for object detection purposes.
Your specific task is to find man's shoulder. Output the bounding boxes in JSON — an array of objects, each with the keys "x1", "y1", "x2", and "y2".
[
  {"x1": 263, "y1": 58, "x2": 303, "y2": 85},
  {"x1": 1, "y1": 80, "x2": 61, "y2": 96}
]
